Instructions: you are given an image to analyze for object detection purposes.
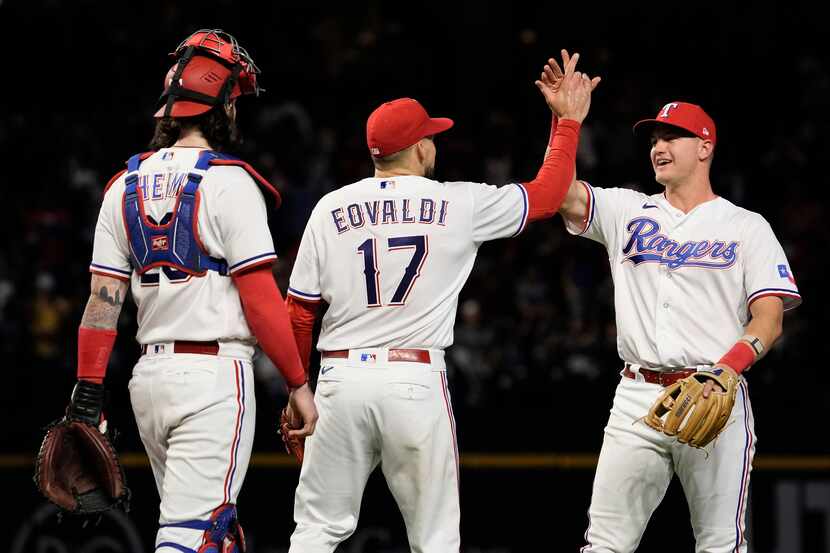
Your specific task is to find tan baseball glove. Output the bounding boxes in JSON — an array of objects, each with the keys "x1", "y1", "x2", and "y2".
[{"x1": 644, "y1": 367, "x2": 739, "y2": 448}]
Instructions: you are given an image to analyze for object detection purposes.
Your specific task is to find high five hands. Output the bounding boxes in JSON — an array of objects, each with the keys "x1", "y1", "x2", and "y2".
[{"x1": 535, "y1": 49, "x2": 601, "y2": 124}]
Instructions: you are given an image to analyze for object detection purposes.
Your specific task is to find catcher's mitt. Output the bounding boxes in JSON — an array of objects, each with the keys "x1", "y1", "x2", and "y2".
[
  {"x1": 279, "y1": 407, "x2": 304, "y2": 464},
  {"x1": 644, "y1": 367, "x2": 739, "y2": 448},
  {"x1": 34, "y1": 418, "x2": 130, "y2": 514},
  {"x1": 34, "y1": 380, "x2": 130, "y2": 515}
]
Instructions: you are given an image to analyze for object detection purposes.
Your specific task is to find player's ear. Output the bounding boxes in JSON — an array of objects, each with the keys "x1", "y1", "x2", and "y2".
[
  {"x1": 415, "y1": 139, "x2": 428, "y2": 164},
  {"x1": 698, "y1": 139, "x2": 714, "y2": 162}
]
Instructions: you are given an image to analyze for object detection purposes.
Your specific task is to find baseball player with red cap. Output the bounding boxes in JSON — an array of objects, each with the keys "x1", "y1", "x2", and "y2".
[
  {"x1": 541, "y1": 51, "x2": 801, "y2": 552},
  {"x1": 74, "y1": 29, "x2": 317, "y2": 552},
  {"x1": 284, "y1": 54, "x2": 599, "y2": 551}
]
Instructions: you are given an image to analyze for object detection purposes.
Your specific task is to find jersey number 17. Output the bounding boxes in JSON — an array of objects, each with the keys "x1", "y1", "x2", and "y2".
[{"x1": 357, "y1": 235, "x2": 428, "y2": 307}]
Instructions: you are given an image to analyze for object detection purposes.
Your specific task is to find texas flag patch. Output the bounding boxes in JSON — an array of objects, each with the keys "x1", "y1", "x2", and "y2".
[{"x1": 777, "y1": 264, "x2": 796, "y2": 284}]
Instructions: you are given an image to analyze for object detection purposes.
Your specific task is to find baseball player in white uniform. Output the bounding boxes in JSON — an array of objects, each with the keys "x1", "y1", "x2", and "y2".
[
  {"x1": 72, "y1": 30, "x2": 317, "y2": 552},
  {"x1": 283, "y1": 56, "x2": 600, "y2": 552},
  {"x1": 540, "y1": 51, "x2": 802, "y2": 553}
]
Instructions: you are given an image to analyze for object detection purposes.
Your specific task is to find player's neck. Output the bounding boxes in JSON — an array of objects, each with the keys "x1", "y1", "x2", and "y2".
[
  {"x1": 374, "y1": 168, "x2": 424, "y2": 178},
  {"x1": 663, "y1": 178, "x2": 717, "y2": 213},
  {"x1": 173, "y1": 128, "x2": 211, "y2": 149}
]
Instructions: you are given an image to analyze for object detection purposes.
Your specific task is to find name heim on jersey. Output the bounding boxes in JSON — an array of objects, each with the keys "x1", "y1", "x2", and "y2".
[
  {"x1": 331, "y1": 198, "x2": 449, "y2": 234},
  {"x1": 622, "y1": 217, "x2": 739, "y2": 270}
]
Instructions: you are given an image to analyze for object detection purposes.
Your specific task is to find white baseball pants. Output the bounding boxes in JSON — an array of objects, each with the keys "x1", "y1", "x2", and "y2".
[
  {"x1": 290, "y1": 348, "x2": 460, "y2": 553},
  {"x1": 129, "y1": 349, "x2": 255, "y2": 552},
  {"x1": 581, "y1": 369, "x2": 756, "y2": 553}
]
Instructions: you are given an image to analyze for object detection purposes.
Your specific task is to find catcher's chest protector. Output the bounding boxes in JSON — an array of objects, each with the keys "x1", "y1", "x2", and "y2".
[{"x1": 123, "y1": 150, "x2": 276, "y2": 277}]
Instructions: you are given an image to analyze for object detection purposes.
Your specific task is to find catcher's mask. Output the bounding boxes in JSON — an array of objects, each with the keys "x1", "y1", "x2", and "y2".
[{"x1": 155, "y1": 29, "x2": 263, "y2": 118}]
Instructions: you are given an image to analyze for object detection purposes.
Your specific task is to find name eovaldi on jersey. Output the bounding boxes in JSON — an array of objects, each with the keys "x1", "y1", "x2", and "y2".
[{"x1": 330, "y1": 189, "x2": 449, "y2": 233}]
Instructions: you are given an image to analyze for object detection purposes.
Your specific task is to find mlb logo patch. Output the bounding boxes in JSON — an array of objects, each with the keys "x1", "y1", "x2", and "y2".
[
  {"x1": 360, "y1": 353, "x2": 377, "y2": 363},
  {"x1": 380, "y1": 180, "x2": 396, "y2": 190},
  {"x1": 162, "y1": 151, "x2": 174, "y2": 161},
  {"x1": 151, "y1": 235, "x2": 169, "y2": 251},
  {"x1": 777, "y1": 264, "x2": 796, "y2": 284}
]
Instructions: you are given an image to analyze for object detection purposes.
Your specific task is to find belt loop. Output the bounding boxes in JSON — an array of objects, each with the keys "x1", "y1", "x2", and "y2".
[{"x1": 623, "y1": 363, "x2": 644, "y2": 383}]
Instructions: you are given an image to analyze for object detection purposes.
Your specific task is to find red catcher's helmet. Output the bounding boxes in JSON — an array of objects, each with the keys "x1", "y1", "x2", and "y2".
[{"x1": 155, "y1": 29, "x2": 263, "y2": 118}]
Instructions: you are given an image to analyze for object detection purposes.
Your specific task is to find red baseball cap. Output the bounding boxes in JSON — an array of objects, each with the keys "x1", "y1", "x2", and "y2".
[
  {"x1": 633, "y1": 101, "x2": 716, "y2": 145},
  {"x1": 366, "y1": 98, "x2": 454, "y2": 157}
]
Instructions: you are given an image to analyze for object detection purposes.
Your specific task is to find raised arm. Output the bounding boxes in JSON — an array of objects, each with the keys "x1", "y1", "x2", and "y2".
[
  {"x1": 517, "y1": 51, "x2": 599, "y2": 223},
  {"x1": 533, "y1": 49, "x2": 599, "y2": 228}
]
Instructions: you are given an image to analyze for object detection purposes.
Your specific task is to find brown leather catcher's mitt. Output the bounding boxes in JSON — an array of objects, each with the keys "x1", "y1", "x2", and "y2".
[
  {"x1": 279, "y1": 407, "x2": 304, "y2": 464},
  {"x1": 644, "y1": 367, "x2": 739, "y2": 448},
  {"x1": 35, "y1": 380, "x2": 130, "y2": 515},
  {"x1": 34, "y1": 418, "x2": 130, "y2": 514}
]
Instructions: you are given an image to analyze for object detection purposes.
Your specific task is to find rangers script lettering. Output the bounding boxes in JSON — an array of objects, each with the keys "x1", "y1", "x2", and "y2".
[{"x1": 622, "y1": 216, "x2": 739, "y2": 269}]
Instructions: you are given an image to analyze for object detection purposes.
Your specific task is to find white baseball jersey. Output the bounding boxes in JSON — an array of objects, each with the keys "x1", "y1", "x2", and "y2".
[
  {"x1": 566, "y1": 181, "x2": 801, "y2": 368},
  {"x1": 90, "y1": 147, "x2": 277, "y2": 344},
  {"x1": 288, "y1": 175, "x2": 529, "y2": 350}
]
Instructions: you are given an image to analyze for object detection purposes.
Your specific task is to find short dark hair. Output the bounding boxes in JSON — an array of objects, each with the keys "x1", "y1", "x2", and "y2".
[
  {"x1": 371, "y1": 146, "x2": 411, "y2": 169},
  {"x1": 149, "y1": 105, "x2": 240, "y2": 152}
]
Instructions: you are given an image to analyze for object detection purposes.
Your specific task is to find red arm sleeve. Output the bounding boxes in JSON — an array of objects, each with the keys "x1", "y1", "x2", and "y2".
[
  {"x1": 77, "y1": 326, "x2": 117, "y2": 384},
  {"x1": 286, "y1": 295, "x2": 319, "y2": 371},
  {"x1": 522, "y1": 116, "x2": 581, "y2": 222},
  {"x1": 233, "y1": 265, "x2": 307, "y2": 389}
]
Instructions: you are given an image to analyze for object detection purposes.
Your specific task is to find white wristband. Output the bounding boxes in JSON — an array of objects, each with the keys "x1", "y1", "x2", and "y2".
[{"x1": 740, "y1": 334, "x2": 764, "y2": 357}]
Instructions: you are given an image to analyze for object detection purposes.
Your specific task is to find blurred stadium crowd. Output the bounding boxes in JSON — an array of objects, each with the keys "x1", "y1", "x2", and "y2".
[{"x1": 2, "y1": 3, "x2": 827, "y2": 455}]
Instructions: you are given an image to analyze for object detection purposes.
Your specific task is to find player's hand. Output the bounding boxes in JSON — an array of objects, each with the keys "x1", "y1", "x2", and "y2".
[
  {"x1": 287, "y1": 382, "x2": 318, "y2": 438},
  {"x1": 534, "y1": 49, "x2": 601, "y2": 123},
  {"x1": 702, "y1": 365, "x2": 728, "y2": 398},
  {"x1": 67, "y1": 379, "x2": 106, "y2": 427}
]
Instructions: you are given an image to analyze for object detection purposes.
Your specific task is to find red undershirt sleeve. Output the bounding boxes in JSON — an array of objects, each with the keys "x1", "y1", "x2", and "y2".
[
  {"x1": 233, "y1": 265, "x2": 307, "y2": 389},
  {"x1": 522, "y1": 116, "x2": 581, "y2": 222},
  {"x1": 286, "y1": 295, "x2": 319, "y2": 371}
]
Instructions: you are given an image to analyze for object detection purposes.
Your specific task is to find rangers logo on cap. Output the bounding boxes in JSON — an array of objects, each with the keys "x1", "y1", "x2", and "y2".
[{"x1": 634, "y1": 101, "x2": 717, "y2": 145}]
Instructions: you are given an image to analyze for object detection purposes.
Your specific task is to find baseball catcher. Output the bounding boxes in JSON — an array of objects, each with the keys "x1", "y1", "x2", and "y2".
[
  {"x1": 644, "y1": 367, "x2": 739, "y2": 448},
  {"x1": 38, "y1": 27, "x2": 316, "y2": 551},
  {"x1": 35, "y1": 380, "x2": 130, "y2": 515}
]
